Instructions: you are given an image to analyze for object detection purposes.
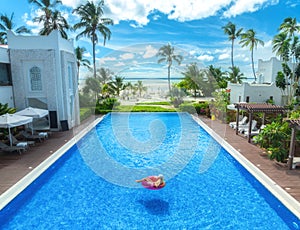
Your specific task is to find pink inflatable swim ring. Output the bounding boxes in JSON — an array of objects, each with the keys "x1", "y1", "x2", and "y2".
[{"x1": 141, "y1": 176, "x2": 166, "y2": 190}]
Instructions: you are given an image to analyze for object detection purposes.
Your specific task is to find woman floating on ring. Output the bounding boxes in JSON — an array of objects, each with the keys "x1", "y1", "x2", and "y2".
[{"x1": 136, "y1": 174, "x2": 165, "y2": 190}]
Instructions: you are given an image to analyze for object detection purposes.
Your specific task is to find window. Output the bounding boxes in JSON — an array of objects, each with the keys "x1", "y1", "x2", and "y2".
[
  {"x1": 0, "y1": 63, "x2": 12, "y2": 85},
  {"x1": 30, "y1": 66, "x2": 42, "y2": 91},
  {"x1": 68, "y1": 63, "x2": 73, "y2": 90}
]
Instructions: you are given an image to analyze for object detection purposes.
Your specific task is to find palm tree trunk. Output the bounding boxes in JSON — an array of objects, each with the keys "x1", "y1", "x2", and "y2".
[
  {"x1": 92, "y1": 35, "x2": 96, "y2": 79},
  {"x1": 251, "y1": 49, "x2": 256, "y2": 82},
  {"x1": 167, "y1": 65, "x2": 171, "y2": 95},
  {"x1": 231, "y1": 40, "x2": 234, "y2": 69}
]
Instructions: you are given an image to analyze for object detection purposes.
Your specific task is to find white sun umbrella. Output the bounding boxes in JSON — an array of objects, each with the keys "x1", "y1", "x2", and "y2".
[
  {"x1": 15, "y1": 107, "x2": 49, "y2": 133},
  {"x1": 15, "y1": 107, "x2": 48, "y2": 118},
  {"x1": 0, "y1": 113, "x2": 33, "y2": 146}
]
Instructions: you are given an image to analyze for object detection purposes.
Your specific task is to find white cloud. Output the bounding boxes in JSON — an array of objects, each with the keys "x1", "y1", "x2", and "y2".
[
  {"x1": 120, "y1": 53, "x2": 135, "y2": 60},
  {"x1": 223, "y1": 0, "x2": 279, "y2": 18},
  {"x1": 189, "y1": 50, "x2": 196, "y2": 55},
  {"x1": 115, "y1": 62, "x2": 126, "y2": 67},
  {"x1": 218, "y1": 53, "x2": 230, "y2": 60},
  {"x1": 99, "y1": 56, "x2": 117, "y2": 64},
  {"x1": 143, "y1": 45, "x2": 157, "y2": 58},
  {"x1": 197, "y1": 54, "x2": 214, "y2": 62},
  {"x1": 101, "y1": 0, "x2": 279, "y2": 26},
  {"x1": 61, "y1": 0, "x2": 83, "y2": 8}
]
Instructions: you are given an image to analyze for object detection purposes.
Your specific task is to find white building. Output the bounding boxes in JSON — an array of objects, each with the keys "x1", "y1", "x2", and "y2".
[
  {"x1": 0, "y1": 30, "x2": 80, "y2": 131},
  {"x1": 228, "y1": 57, "x2": 288, "y2": 105}
]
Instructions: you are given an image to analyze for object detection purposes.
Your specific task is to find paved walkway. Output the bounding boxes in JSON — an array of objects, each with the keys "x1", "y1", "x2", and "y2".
[
  {"x1": 0, "y1": 114, "x2": 300, "y2": 205},
  {"x1": 200, "y1": 115, "x2": 300, "y2": 203}
]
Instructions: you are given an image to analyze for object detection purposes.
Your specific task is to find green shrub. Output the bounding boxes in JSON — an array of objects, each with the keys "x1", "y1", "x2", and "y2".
[
  {"x1": 80, "y1": 107, "x2": 94, "y2": 121},
  {"x1": 253, "y1": 120, "x2": 290, "y2": 162},
  {"x1": 79, "y1": 93, "x2": 95, "y2": 107},
  {"x1": 193, "y1": 101, "x2": 209, "y2": 115},
  {"x1": 179, "y1": 104, "x2": 196, "y2": 114},
  {"x1": 0, "y1": 103, "x2": 16, "y2": 115},
  {"x1": 95, "y1": 98, "x2": 120, "y2": 114}
]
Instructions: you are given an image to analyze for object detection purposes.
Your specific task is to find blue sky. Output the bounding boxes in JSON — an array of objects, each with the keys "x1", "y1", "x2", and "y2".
[{"x1": 2, "y1": 0, "x2": 300, "y2": 81}]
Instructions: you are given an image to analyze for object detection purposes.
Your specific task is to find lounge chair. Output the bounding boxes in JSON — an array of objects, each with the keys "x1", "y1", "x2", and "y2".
[
  {"x1": 20, "y1": 131, "x2": 45, "y2": 142},
  {"x1": 238, "y1": 120, "x2": 257, "y2": 134},
  {"x1": 243, "y1": 125, "x2": 265, "y2": 137},
  {"x1": 6, "y1": 134, "x2": 35, "y2": 147},
  {"x1": 0, "y1": 141, "x2": 26, "y2": 154},
  {"x1": 229, "y1": 116, "x2": 248, "y2": 129},
  {"x1": 292, "y1": 157, "x2": 300, "y2": 169}
]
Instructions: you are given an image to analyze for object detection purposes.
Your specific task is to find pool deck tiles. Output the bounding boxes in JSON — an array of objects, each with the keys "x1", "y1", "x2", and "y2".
[{"x1": 0, "y1": 114, "x2": 300, "y2": 206}]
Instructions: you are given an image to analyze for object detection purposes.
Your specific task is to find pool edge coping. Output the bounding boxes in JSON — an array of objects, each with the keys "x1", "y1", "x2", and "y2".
[
  {"x1": 192, "y1": 115, "x2": 300, "y2": 220},
  {"x1": 0, "y1": 116, "x2": 104, "y2": 211}
]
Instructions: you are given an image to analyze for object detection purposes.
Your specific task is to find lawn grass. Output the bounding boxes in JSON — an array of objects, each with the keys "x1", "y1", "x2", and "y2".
[
  {"x1": 80, "y1": 101, "x2": 177, "y2": 120},
  {"x1": 136, "y1": 101, "x2": 172, "y2": 106},
  {"x1": 114, "y1": 105, "x2": 176, "y2": 112}
]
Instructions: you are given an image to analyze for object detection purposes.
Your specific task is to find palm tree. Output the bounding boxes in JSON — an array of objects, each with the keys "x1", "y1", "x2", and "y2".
[
  {"x1": 182, "y1": 63, "x2": 202, "y2": 97},
  {"x1": 0, "y1": 13, "x2": 31, "y2": 44},
  {"x1": 208, "y1": 65, "x2": 228, "y2": 88},
  {"x1": 275, "y1": 18, "x2": 300, "y2": 106},
  {"x1": 108, "y1": 76, "x2": 125, "y2": 96},
  {"x1": 73, "y1": 0, "x2": 113, "y2": 79},
  {"x1": 75, "y1": 46, "x2": 91, "y2": 81},
  {"x1": 272, "y1": 32, "x2": 291, "y2": 62},
  {"x1": 135, "y1": 80, "x2": 147, "y2": 97},
  {"x1": 157, "y1": 43, "x2": 183, "y2": 95},
  {"x1": 228, "y1": 66, "x2": 245, "y2": 84},
  {"x1": 96, "y1": 67, "x2": 113, "y2": 84},
  {"x1": 279, "y1": 17, "x2": 300, "y2": 38},
  {"x1": 39, "y1": 10, "x2": 70, "y2": 39},
  {"x1": 278, "y1": 17, "x2": 300, "y2": 81},
  {"x1": 222, "y1": 22, "x2": 243, "y2": 69},
  {"x1": 239, "y1": 29, "x2": 264, "y2": 82},
  {"x1": 82, "y1": 77, "x2": 101, "y2": 101},
  {"x1": 28, "y1": 0, "x2": 64, "y2": 36}
]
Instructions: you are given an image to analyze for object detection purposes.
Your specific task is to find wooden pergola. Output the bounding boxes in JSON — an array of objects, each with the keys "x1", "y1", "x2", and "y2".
[
  {"x1": 234, "y1": 103, "x2": 287, "y2": 143},
  {"x1": 286, "y1": 119, "x2": 300, "y2": 170}
]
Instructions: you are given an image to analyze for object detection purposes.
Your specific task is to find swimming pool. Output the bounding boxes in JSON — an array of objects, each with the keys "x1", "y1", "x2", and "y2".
[{"x1": 0, "y1": 112, "x2": 300, "y2": 229}]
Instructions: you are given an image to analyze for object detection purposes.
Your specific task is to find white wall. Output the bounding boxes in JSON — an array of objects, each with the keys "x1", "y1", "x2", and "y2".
[
  {"x1": 0, "y1": 47, "x2": 9, "y2": 63},
  {"x1": 7, "y1": 30, "x2": 79, "y2": 130},
  {"x1": 0, "y1": 86, "x2": 14, "y2": 107},
  {"x1": 257, "y1": 57, "x2": 292, "y2": 83},
  {"x1": 228, "y1": 82, "x2": 283, "y2": 105}
]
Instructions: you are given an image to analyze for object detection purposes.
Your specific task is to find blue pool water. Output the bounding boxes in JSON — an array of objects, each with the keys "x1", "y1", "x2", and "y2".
[{"x1": 0, "y1": 112, "x2": 300, "y2": 229}]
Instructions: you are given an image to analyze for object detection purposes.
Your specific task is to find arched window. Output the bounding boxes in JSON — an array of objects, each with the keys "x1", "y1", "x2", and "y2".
[{"x1": 30, "y1": 66, "x2": 42, "y2": 91}]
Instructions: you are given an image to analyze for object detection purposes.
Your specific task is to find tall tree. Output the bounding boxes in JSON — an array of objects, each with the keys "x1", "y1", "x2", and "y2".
[
  {"x1": 279, "y1": 17, "x2": 300, "y2": 38},
  {"x1": 272, "y1": 17, "x2": 300, "y2": 106},
  {"x1": 82, "y1": 77, "x2": 101, "y2": 101},
  {"x1": 228, "y1": 66, "x2": 246, "y2": 84},
  {"x1": 222, "y1": 22, "x2": 243, "y2": 69},
  {"x1": 135, "y1": 80, "x2": 147, "y2": 97},
  {"x1": 0, "y1": 13, "x2": 31, "y2": 44},
  {"x1": 208, "y1": 65, "x2": 228, "y2": 88},
  {"x1": 157, "y1": 43, "x2": 183, "y2": 95},
  {"x1": 73, "y1": 0, "x2": 113, "y2": 79},
  {"x1": 96, "y1": 67, "x2": 113, "y2": 84},
  {"x1": 108, "y1": 76, "x2": 125, "y2": 96},
  {"x1": 39, "y1": 10, "x2": 70, "y2": 38},
  {"x1": 239, "y1": 29, "x2": 264, "y2": 82},
  {"x1": 181, "y1": 63, "x2": 202, "y2": 97},
  {"x1": 75, "y1": 46, "x2": 91, "y2": 81},
  {"x1": 28, "y1": 0, "x2": 67, "y2": 37},
  {"x1": 272, "y1": 32, "x2": 291, "y2": 62}
]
